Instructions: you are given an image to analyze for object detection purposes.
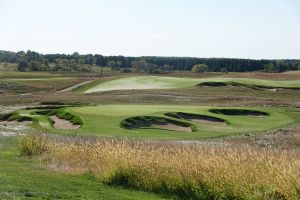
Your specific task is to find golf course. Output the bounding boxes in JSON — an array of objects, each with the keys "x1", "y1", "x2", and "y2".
[
  {"x1": 1, "y1": 71, "x2": 300, "y2": 200},
  {"x1": 1, "y1": 1, "x2": 300, "y2": 197}
]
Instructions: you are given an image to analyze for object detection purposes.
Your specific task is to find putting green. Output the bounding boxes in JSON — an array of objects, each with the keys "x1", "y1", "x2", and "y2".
[
  {"x1": 16, "y1": 105, "x2": 296, "y2": 140},
  {"x1": 82, "y1": 76, "x2": 300, "y2": 93}
]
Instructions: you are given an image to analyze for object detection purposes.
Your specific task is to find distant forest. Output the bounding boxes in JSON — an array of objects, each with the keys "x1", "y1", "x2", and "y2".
[{"x1": 0, "y1": 50, "x2": 299, "y2": 73}]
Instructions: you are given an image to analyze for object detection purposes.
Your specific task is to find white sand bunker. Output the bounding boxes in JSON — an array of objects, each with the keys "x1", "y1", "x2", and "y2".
[
  {"x1": 166, "y1": 112, "x2": 227, "y2": 126},
  {"x1": 152, "y1": 123, "x2": 192, "y2": 132},
  {"x1": 121, "y1": 116, "x2": 193, "y2": 132},
  {"x1": 50, "y1": 116, "x2": 81, "y2": 130},
  {"x1": 209, "y1": 109, "x2": 269, "y2": 117}
]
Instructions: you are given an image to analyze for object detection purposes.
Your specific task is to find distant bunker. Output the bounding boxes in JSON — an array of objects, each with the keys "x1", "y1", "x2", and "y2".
[
  {"x1": 209, "y1": 108, "x2": 269, "y2": 117},
  {"x1": 198, "y1": 81, "x2": 265, "y2": 90},
  {"x1": 165, "y1": 112, "x2": 228, "y2": 125},
  {"x1": 197, "y1": 81, "x2": 300, "y2": 91},
  {"x1": 50, "y1": 116, "x2": 81, "y2": 130},
  {"x1": 198, "y1": 82, "x2": 229, "y2": 87},
  {"x1": 121, "y1": 116, "x2": 193, "y2": 132}
]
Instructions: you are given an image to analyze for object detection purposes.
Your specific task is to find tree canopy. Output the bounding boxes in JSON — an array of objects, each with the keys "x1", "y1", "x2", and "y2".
[
  {"x1": 192, "y1": 64, "x2": 208, "y2": 73},
  {"x1": 0, "y1": 50, "x2": 299, "y2": 73}
]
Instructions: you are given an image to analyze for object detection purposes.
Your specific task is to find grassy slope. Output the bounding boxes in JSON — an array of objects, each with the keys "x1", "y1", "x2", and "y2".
[
  {"x1": 0, "y1": 137, "x2": 167, "y2": 200},
  {"x1": 83, "y1": 76, "x2": 198, "y2": 93},
  {"x1": 82, "y1": 76, "x2": 300, "y2": 93},
  {"x1": 74, "y1": 76, "x2": 127, "y2": 93},
  {"x1": 20, "y1": 105, "x2": 296, "y2": 140}
]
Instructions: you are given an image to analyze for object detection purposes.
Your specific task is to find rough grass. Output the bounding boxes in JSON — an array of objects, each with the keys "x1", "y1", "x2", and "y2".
[
  {"x1": 0, "y1": 137, "x2": 165, "y2": 200},
  {"x1": 20, "y1": 134, "x2": 300, "y2": 200}
]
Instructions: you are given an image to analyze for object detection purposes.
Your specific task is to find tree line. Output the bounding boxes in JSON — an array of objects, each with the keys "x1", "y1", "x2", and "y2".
[{"x1": 0, "y1": 50, "x2": 299, "y2": 73}]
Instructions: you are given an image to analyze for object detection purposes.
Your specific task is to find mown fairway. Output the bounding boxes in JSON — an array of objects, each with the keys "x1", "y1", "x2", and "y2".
[
  {"x1": 18, "y1": 105, "x2": 295, "y2": 139},
  {"x1": 82, "y1": 76, "x2": 300, "y2": 93}
]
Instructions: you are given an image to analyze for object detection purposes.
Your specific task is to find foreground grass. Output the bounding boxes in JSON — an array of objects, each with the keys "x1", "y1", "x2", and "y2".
[
  {"x1": 21, "y1": 134, "x2": 300, "y2": 200},
  {"x1": 0, "y1": 137, "x2": 167, "y2": 200}
]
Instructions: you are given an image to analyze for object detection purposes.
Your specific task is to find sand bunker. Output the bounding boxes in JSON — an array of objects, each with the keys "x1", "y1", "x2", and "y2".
[
  {"x1": 50, "y1": 116, "x2": 81, "y2": 130},
  {"x1": 209, "y1": 109, "x2": 269, "y2": 117},
  {"x1": 152, "y1": 123, "x2": 192, "y2": 132},
  {"x1": 166, "y1": 112, "x2": 227, "y2": 125},
  {"x1": 121, "y1": 116, "x2": 193, "y2": 132},
  {"x1": 198, "y1": 82, "x2": 228, "y2": 87},
  {"x1": 198, "y1": 81, "x2": 299, "y2": 92}
]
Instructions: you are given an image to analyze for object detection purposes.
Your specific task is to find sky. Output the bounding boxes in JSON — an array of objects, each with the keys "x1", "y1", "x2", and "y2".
[{"x1": 0, "y1": 0, "x2": 300, "y2": 59}]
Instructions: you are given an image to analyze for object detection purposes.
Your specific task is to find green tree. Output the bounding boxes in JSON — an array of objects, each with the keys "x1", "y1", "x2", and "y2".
[
  {"x1": 163, "y1": 64, "x2": 173, "y2": 72},
  {"x1": 131, "y1": 61, "x2": 160, "y2": 74},
  {"x1": 95, "y1": 54, "x2": 106, "y2": 66},
  {"x1": 17, "y1": 60, "x2": 29, "y2": 71},
  {"x1": 107, "y1": 60, "x2": 121, "y2": 71},
  {"x1": 77, "y1": 59, "x2": 85, "y2": 65},
  {"x1": 191, "y1": 64, "x2": 208, "y2": 73},
  {"x1": 85, "y1": 54, "x2": 95, "y2": 65},
  {"x1": 264, "y1": 63, "x2": 275, "y2": 72}
]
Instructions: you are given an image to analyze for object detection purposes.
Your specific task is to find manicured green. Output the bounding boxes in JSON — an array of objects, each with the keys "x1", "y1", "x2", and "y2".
[
  {"x1": 81, "y1": 76, "x2": 300, "y2": 93},
  {"x1": 0, "y1": 137, "x2": 168, "y2": 200},
  {"x1": 18, "y1": 105, "x2": 296, "y2": 140}
]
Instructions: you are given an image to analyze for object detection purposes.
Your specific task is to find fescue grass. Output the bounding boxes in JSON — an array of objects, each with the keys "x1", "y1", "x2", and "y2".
[
  {"x1": 20, "y1": 134, "x2": 300, "y2": 200},
  {"x1": 0, "y1": 136, "x2": 166, "y2": 200}
]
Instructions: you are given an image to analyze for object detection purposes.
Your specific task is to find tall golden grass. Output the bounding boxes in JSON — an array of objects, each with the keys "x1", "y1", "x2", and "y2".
[{"x1": 20, "y1": 134, "x2": 300, "y2": 200}]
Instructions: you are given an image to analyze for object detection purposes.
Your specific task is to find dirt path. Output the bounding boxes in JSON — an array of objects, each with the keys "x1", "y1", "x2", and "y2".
[
  {"x1": 58, "y1": 80, "x2": 94, "y2": 92},
  {"x1": 50, "y1": 116, "x2": 81, "y2": 130}
]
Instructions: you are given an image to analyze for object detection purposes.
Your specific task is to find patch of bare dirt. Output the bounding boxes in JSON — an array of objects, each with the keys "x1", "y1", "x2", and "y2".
[
  {"x1": 50, "y1": 116, "x2": 80, "y2": 130},
  {"x1": 0, "y1": 121, "x2": 33, "y2": 136}
]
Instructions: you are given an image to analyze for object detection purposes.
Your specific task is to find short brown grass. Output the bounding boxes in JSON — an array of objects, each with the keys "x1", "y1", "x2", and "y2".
[{"x1": 20, "y1": 134, "x2": 300, "y2": 199}]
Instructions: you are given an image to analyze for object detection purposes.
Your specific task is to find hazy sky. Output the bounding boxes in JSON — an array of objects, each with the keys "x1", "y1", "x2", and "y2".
[{"x1": 1, "y1": 0, "x2": 300, "y2": 59}]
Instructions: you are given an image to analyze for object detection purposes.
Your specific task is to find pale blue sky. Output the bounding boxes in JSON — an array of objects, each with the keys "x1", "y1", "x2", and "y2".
[{"x1": 1, "y1": 0, "x2": 299, "y2": 59}]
